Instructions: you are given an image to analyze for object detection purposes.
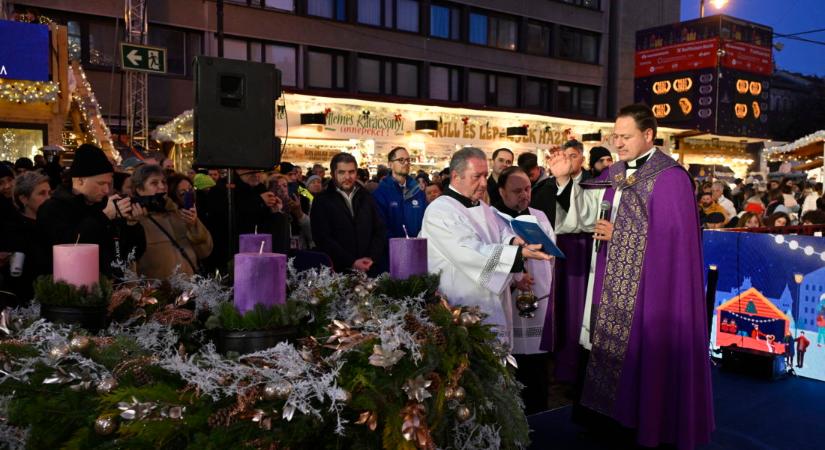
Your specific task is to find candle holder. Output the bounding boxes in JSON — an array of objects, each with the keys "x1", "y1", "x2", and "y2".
[{"x1": 515, "y1": 291, "x2": 539, "y2": 318}]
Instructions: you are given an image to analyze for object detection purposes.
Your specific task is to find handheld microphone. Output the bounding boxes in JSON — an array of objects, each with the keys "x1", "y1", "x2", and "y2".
[{"x1": 594, "y1": 201, "x2": 611, "y2": 252}]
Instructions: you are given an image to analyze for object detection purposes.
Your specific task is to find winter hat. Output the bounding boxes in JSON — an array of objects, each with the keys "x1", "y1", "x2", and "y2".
[
  {"x1": 193, "y1": 173, "x2": 216, "y2": 191},
  {"x1": 0, "y1": 163, "x2": 14, "y2": 179},
  {"x1": 278, "y1": 162, "x2": 296, "y2": 175},
  {"x1": 69, "y1": 144, "x2": 114, "y2": 178},
  {"x1": 588, "y1": 146, "x2": 612, "y2": 169},
  {"x1": 14, "y1": 157, "x2": 34, "y2": 171}
]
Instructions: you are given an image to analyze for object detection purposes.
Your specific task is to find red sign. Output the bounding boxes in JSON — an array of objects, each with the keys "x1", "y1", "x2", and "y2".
[
  {"x1": 634, "y1": 38, "x2": 719, "y2": 78},
  {"x1": 721, "y1": 40, "x2": 773, "y2": 76}
]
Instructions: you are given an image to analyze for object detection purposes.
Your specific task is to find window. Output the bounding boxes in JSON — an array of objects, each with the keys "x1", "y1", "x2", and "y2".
[
  {"x1": 223, "y1": 38, "x2": 249, "y2": 61},
  {"x1": 357, "y1": 56, "x2": 418, "y2": 97},
  {"x1": 308, "y1": 50, "x2": 346, "y2": 89},
  {"x1": 430, "y1": 4, "x2": 459, "y2": 39},
  {"x1": 467, "y1": 71, "x2": 487, "y2": 104},
  {"x1": 469, "y1": 12, "x2": 517, "y2": 51},
  {"x1": 358, "y1": 0, "x2": 419, "y2": 31},
  {"x1": 525, "y1": 79, "x2": 550, "y2": 111},
  {"x1": 558, "y1": 0, "x2": 600, "y2": 9},
  {"x1": 467, "y1": 71, "x2": 517, "y2": 107},
  {"x1": 397, "y1": 0, "x2": 419, "y2": 32},
  {"x1": 265, "y1": 44, "x2": 297, "y2": 86},
  {"x1": 87, "y1": 21, "x2": 118, "y2": 66},
  {"x1": 496, "y1": 75, "x2": 518, "y2": 107},
  {"x1": 308, "y1": 0, "x2": 346, "y2": 20},
  {"x1": 148, "y1": 26, "x2": 201, "y2": 76},
  {"x1": 560, "y1": 27, "x2": 599, "y2": 64},
  {"x1": 557, "y1": 82, "x2": 598, "y2": 116},
  {"x1": 468, "y1": 13, "x2": 488, "y2": 45},
  {"x1": 67, "y1": 21, "x2": 82, "y2": 61},
  {"x1": 526, "y1": 22, "x2": 551, "y2": 56},
  {"x1": 264, "y1": 0, "x2": 294, "y2": 10},
  {"x1": 429, "y1": 65, "x2": 460, "y2": 101}
]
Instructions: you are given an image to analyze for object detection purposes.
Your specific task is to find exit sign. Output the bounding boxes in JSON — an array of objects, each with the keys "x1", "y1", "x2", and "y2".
[{"x1": 120, "y1": 42, "x2": 166, "y2": 74}]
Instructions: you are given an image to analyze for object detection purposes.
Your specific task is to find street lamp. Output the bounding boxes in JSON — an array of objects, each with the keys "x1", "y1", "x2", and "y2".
[
  {"x1": 700, "y1": 0, "x2": 729, "y2": 18},
  {"x1": 793, "y1": 273, "x2": 804, "y2": 338}
]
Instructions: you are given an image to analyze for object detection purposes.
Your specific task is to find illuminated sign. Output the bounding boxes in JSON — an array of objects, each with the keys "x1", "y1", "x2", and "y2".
[{"x1": 0, "y1": 20, "x2": 50, "y2": 82}]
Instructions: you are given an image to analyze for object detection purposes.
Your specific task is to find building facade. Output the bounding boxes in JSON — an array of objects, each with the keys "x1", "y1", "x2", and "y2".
[{"x1": 7, "y1": 0, "x2": 680, "y2": 133}]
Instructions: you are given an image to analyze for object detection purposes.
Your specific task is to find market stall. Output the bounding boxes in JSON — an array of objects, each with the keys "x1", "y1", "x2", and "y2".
[{"x1": 763, "y1": 130, "x2": 825, "y2": 182}]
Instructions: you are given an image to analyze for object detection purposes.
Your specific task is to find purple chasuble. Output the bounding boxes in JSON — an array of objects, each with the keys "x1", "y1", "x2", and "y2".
[{"x1": 581, "y1": 150, "x2": 714, "y2": 450}]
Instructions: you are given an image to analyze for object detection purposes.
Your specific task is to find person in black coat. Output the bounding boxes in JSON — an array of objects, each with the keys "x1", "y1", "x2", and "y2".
[
  {"x1": 310, "y1": 153, "x2": 386, "y2": 277},
  {"x1": 36, "y1": 144, "x2": 146, "y2": 278},
  {"x1": 199, "y1": 169, "x2": 290, "y2": 273}
]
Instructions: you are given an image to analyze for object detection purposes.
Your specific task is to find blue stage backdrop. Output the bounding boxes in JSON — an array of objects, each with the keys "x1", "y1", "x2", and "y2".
[
  {"x1": 0, "y1": 19, "x2": 50, "y2": 82},
  {"x1": 704, "y1": 230, "x2": 825, "y2": 381}
]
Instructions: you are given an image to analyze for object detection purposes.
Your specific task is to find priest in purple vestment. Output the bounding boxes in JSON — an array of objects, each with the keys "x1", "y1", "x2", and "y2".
[{"x1": 550, "y1": 104, "x2": 714, "y2": 450}]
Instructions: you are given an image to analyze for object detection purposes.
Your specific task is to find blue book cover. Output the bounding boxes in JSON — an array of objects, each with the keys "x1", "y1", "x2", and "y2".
[{"x1": 496, "y1": 212, "x2": 566, "y2": 259}]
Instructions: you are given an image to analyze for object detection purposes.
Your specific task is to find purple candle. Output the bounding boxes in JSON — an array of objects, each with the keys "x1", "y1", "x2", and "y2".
[
  {"x1": 233, "y1": 252, "x2": 287, "y2": 313},
  {"x1": 389, "y1": 237, "x2": 428, "y2": 280},
  {"x1": 239, "y1": 233, "x2": 272, "y2": 254}
]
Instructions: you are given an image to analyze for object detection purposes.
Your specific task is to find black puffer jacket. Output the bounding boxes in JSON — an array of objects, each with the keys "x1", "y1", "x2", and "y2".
[{"x1": 36, "y1": 186, "x2": 146, "y2": 276}]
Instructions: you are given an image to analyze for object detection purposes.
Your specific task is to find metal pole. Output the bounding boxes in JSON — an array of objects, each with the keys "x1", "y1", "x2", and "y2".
[
  {"x1": 700, "y1": 0, "x2": 705, "y2": 18},
  {"x1": 217, "y1": 0, "x2": 224, "y2": 57}
]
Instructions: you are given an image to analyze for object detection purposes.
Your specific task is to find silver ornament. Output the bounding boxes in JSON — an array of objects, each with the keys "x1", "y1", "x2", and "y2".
[
  {"x1": 263, "y1": 380, "x2": 292, "y2": 400},
  {"x1": 94, "y1": 416, "x2": 117, "y2": 435},
  {"x1": 444, "y1": 386, "x2": 455, "y2": 400},
  {"x1": 69, "y1": 335, "x2": 91, "y2": 353},
  {"x1": 453, "y1": 386, "x2": 466, "y2": 402},
  {"x1": 96, "y1": 377, "x2": 118, "y2": 395},
  {"x1": 456, "y1": 405, "x2": 471, "y2": 422},
  {"x1": 515, "y1": 292, "x2": 539, "y2": 318},
  {"x1": 48, "y1": 344, "x2": 70, "y2": 359}
]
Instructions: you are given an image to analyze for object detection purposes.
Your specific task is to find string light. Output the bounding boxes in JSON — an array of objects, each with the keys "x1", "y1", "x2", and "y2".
[
  {"x1": 773, "y1": 234, "x2": 825, "y2": 261},
  {"x1": 765, "y1": 130, "x2": 825, "y2": 158},
  {"x1": 727, "y1": 311, "x2": 782, "y2": 324},
  {"x1": 72, "y1": 65, "x2": 115, "y2": 159},
  {"x1": 0, "y1": 79, "x2": 60, "y2": 104},
  {"x1": 153, "y1": 109, "x2": 193, "y2": 143}
]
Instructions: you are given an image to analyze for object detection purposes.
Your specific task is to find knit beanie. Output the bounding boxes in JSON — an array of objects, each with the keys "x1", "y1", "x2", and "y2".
[
  {"x1": 588, "y1": 146, "x2": 612, "y2": 169},
  {"x1": 193, "y1": 173, "x2": 216, "y2": 191},
  {"x1": 0, "y1": 163, "x2": 13, "y2": 179},
  {"x1": 69, "y1": 144, "x2": 114, "y2": 177},
  {"x1": 306, "y1": 175, "x2": 322, "y2": 186}
]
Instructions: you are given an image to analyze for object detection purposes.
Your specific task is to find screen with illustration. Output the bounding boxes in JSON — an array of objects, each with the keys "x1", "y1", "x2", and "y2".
[{"x1": 704, "y1": 230, "x2": 825, "y2": 381}]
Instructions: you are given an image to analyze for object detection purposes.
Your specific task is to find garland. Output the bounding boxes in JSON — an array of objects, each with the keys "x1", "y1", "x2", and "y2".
[
  {"x1": 33, "y1": 276, "x2": 112, "y2": 307},
  {"x1": 0, "y1": 266, "x2": 529, "y2": 449},
  {"x1": 0, "y1": 79, "x2": 60, "y2": 104}
]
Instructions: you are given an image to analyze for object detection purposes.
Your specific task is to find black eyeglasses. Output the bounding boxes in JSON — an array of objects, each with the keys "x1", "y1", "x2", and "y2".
[{"x1": 391, "y1": 158, "x2": 412, "y2": 164}]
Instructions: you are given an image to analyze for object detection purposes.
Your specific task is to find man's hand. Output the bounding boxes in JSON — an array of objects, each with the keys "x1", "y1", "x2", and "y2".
[
  {"x1": 102, "y1": 195, "x2": 122, "y2": 220},
  {"x1": 547, "y1": 149, "x2": 574, "y2": 184},
  {"x1": 513, "y1": 272, "x2": 534, "y2": 292},
  {"x1": 260, "y1": 192, "x2": 282, "y2": 212},
  {"x1": 352, "y1": 257, "x2": 374, "y2": 272},
  {"x1": 522, "y1": 243, "x2": 552, "y2": 261},
  {"x1": 594, "y1": 219, "x2": 613, "y2": 241},
  {"x1": 179, "y1": 206, "x2": 198, "y2": 227}
]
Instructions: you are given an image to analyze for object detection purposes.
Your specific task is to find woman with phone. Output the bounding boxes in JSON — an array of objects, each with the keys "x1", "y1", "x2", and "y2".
[{"x1": 131, "y1": 166, "x2": 213, "y2": 279}]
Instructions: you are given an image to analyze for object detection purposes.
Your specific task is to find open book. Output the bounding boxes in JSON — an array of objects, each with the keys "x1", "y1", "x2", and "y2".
[{"x1": 496, "y1": 211, "x2": 566, "y2": 259}]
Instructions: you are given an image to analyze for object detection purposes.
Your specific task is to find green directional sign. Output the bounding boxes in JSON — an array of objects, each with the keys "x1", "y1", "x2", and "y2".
[{"x1": 120, "y1": 43, "x2": 167, "y2": 74}]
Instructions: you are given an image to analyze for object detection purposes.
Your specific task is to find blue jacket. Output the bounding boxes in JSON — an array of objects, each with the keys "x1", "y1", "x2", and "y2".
[{"x1": 372, "y1": 175, "x2": 427, "y2": 238}]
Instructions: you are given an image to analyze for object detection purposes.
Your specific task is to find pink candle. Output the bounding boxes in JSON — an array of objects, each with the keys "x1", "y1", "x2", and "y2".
[
  {"x1": 233, "y1": 252, "x2": 287, "y2": 313},
  {"x1": 53, "y1": 244, "x2": 99, "y2": 288}
]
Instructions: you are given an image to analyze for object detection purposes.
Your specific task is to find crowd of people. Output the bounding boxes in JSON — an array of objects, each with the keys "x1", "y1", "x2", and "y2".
[
  {"x1": 1, "y1": 103, "x2": 823, "y2": 449},
  {"x1": 698, "y1": 177, "x2": 825, "y2": 229}
]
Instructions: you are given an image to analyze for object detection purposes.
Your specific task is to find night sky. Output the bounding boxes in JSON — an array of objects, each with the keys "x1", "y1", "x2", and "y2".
[
  {"x1": 703, "y1": 231, "x2": 825, "y2": 299},
  {"x1": 680, "y1": 0, "x2": 825, "y2": 76}
]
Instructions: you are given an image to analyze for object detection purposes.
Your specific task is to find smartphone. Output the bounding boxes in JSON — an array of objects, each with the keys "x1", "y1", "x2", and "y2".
[
  {"x1": 183, "y1": 190, "x2": 195, "y2": 210},
  {"x1": 288, "y1": 183, "x2": 298, "y2": 196}
]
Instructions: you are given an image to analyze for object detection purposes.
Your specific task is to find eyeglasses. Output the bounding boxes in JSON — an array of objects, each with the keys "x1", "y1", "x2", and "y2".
[{"x1": 391, "y1": 158, "x2": 412, "y2": 164}]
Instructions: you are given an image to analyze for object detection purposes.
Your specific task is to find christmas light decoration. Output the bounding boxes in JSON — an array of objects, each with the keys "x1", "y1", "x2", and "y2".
[{"x1": 0, "y1": 79, "x2": 60, "y2": 104}]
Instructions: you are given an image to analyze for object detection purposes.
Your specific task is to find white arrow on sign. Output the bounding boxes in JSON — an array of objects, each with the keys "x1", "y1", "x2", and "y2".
[{"x1": 126, "y1": 49, "x2": 142, "y2": 66}]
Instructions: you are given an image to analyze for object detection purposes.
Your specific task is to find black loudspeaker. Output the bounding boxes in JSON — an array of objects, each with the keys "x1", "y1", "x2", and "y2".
[{"x1": 194, "y1": 56, "x2": 282, "y2": 169}]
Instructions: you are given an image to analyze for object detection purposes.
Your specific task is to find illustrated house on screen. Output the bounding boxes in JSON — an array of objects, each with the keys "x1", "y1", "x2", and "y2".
[{"x1": 716, "y1": 287, "x2": 790, "y2": 354}]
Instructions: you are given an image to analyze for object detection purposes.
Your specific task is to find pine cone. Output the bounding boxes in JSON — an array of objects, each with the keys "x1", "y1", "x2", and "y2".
[{"x1": 208, "y1": 406, "x2": 237, "y2": 428}]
